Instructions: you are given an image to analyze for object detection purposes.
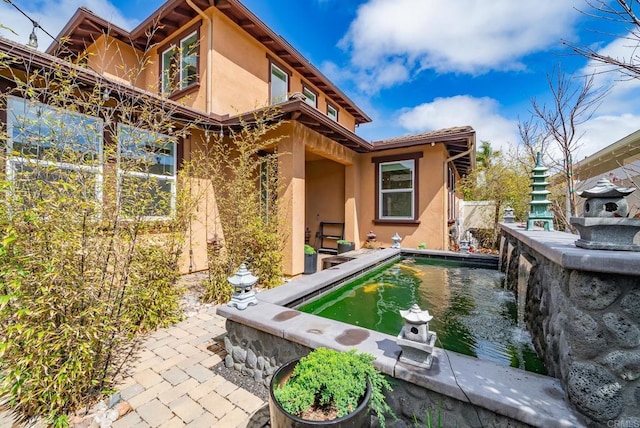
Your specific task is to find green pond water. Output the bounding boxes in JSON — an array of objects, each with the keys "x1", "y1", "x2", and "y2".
[{"x1": 299, "y1": 258, "x2": 547, "y2": 374}]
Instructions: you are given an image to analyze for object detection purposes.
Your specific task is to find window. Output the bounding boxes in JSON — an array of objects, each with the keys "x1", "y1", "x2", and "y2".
[
  {"x1": 327, "y1": 103, "x2": 338, "y2": 121},
  {"x1": 372, "y1": 152, "x2": 422, "y2": 223},
  {"x1": 6, "y1": 96, "x2": 103, "y2": 201},
  {"x1": 302, "y1": 86, "x2": 317, "y2": 108},
  {"x1": 161, "y1": 31, "x2": 198, "y2": 95},
  {"x1": 270, "y1": 62, "x2": 289, "y2": 104},
  {"x1": 117, "y1": 124, "x2": 176, "y2": 219},
  {"x1": 447, "y1": 165, "x2": 456, "y2": 222}
]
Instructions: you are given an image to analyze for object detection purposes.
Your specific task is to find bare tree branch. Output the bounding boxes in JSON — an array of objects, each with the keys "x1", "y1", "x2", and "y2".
[{"x1": 531, "y1": 66, "x2": 609, "y2": 230}]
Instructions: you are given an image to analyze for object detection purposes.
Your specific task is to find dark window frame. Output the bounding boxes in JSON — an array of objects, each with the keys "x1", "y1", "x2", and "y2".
[
  {"x1": 447, "y1": 164, "x2": 456, "y2": 223},
  {"x1": 372, "y1": 152, "x2": 423, "y2": 224}
]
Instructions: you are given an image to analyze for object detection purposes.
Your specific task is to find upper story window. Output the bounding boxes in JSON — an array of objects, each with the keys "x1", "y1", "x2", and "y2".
[
  {"x1": 6, "y1": 95, "x2": 103, "y2": 201},
  {"x1": 372, "y1": 152, "x2": 422, "y2": 223},
  {"x1": 117, "y1": 124, "x2": 176, "y2": 219},
  {"x1": 270, "y1": 62, "x2": 289, "y2": 104},
  {"x1": 302, "y1": 86, "x2": 317, "y2": 108},
  {"x1": 327, "y1": 103, "x2": 338, "y2": 121},
  {"x1": 161, "y1": 31, "x2": 199, "y2": 95}
]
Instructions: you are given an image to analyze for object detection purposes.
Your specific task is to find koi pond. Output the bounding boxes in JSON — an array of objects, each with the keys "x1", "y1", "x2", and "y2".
[{"x1": 299, "y1": 257, "x2": 546, "y2": 374}]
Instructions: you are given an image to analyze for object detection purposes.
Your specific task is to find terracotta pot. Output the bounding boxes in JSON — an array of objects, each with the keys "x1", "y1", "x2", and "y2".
[{"x1": 269, "y1": 359, "x2": 371, "y2": 427}]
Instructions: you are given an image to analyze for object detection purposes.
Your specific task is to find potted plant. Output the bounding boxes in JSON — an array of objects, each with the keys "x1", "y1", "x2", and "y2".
[
  {"x1": 336, "y1": 240, "x2": 355, "y2": 254},
  {"x1": 304, "y1": 244, "x2": 317, "y2": 274},
  {"x1": 270, "y1": 347, "x2": 394, "y2": 427}
]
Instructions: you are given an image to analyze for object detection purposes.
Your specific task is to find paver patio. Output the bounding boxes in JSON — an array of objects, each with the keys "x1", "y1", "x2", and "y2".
[{"x1": 0, "y1": 307, "x2": 268, "y2": 428}]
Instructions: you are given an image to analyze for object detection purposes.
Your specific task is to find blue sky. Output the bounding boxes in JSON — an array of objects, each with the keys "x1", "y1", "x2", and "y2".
[{"x1": 1, "y1": 0, "x2": 639, "y2": 159}]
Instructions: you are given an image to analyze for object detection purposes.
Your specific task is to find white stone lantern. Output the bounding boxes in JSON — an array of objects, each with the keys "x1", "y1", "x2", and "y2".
[
  {"x1": 227, "y1": 264, "x2": 258, "y2": 310},
  {"x1": 392, "y1": 232, "x2": 402, "y2": 249},
  {"x1": 396, "y1": 304, "x2": 437, "y2": 369},
  {"x1": 400, "y1": 304, "x2": 433, "y2": 342}
]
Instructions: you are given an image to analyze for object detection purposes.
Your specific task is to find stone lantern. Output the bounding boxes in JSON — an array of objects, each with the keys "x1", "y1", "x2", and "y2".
[
  {"x1": 570, "y1": 178, "x2": 640, "y2": 251},
  {"x1": 392, "y1": 232, "x2": 402, "y2": 249},
  {"x1": 396, "y1": 304, "x2": 437, "y2": 369},
  {"x1": 227, "y1": 264, "x2": 258, "y2": 310},
  {"x1": 503, "y1": 206, "x2": 515, "y2": 223}
]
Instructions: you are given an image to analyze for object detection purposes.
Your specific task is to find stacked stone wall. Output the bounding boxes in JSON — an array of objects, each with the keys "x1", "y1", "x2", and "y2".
[{"x1": 500, "y1": 230, "x2": 640, "y2": 426}]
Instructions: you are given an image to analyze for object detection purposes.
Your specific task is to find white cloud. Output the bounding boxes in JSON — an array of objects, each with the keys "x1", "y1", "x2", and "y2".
[
  {"x1": 570, "y1": 33, "x2": 640, "y2": 158},
  {"x1": 397, "y1": 95, "x2": 518, "y2": 153},
  {"x1": 339, "y1": 0, "x2": 581, "y2": 88},
  {"x1": 0, "y1": 0, "x2": 138, "y2": 51}
]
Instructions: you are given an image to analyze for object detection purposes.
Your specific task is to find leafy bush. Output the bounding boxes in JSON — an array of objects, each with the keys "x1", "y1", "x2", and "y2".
[
  {"x1": 273, "y1": 348, "x2": 394, "y2": 427},
  {"x1": 0, "y1": 50, "x2": 199, "y2": 425},
  {"x1": 304, "y1": 244, "x2": 317, "y2": 255},
  {"x1": 200, "y1": 109, "x2": 285, "y2": 302}
]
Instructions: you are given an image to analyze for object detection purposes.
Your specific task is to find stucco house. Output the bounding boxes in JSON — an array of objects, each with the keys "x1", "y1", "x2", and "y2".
[{"x1": 1, "y1": 0, "x2": 475, "y2": 276}]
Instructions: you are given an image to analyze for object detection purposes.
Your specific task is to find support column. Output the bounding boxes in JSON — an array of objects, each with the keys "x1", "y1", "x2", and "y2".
[
  {"x1": 279, "y1": 131, "x2": 305, "y2": 276},
  {"x1": 344, "y1": 161, "x2": 361, "y2": 247}
]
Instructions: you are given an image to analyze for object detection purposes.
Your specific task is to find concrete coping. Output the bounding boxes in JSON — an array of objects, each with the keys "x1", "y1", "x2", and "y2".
[
  {"x1": 217, "y1": 248, "x2": 586, "y2": 427},
  {"x1": 500, "y1": 222, "x2": 640, "y2": 276}
]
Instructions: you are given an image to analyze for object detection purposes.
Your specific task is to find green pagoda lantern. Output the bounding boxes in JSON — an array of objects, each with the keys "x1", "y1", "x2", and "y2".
[{"x1": 526, "y1": 152, "x2": 554, "y2": 231}]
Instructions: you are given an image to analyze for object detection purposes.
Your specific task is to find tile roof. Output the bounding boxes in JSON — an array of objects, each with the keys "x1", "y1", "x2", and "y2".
[{"x1": 372, "y1": 126, "x2": 474, "y2": 146}]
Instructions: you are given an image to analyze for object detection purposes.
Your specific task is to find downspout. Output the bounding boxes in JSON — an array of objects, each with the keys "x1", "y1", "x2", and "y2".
[
  {"x1": 444, "y1": 138, "x2": 475, "y2": 247},
  {"x1": 186, "y1": 0, "x2": 213, "y2": 115}
]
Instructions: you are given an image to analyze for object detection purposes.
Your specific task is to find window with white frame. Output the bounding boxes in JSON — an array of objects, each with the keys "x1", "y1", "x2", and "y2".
[
  {"x1": 6, "y1": 95, "x2": 103, "y2": 201},
  {"x1": 117, "y1": 124, "x2": 176, "y2": 219},
  {"x1": 161, "y1": 31, "x2": 198, "y2": 95},
  {"x1": 270, "y1": 63, "x2": 288, "y2": 104},
  {"x1": 302, "y1": 86, "x2": 317, "y2": 108},
  {"x1": 327, "y1": 103, "x2": 338, "y2": 121}
]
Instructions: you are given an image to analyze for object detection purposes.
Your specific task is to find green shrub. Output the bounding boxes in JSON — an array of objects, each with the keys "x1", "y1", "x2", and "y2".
[
  {"x1": 273, "y1": 348, "x2": 394, "y2": 427},
  {"x1": 200, "y1": 109, "x2": 285, "y2": 302},
  {"x1": 304, "y1": 244, "x2": 316, "y2": 255},
  {"x1": 0, "y1": 52, "x2": 199, "y2": 425}
]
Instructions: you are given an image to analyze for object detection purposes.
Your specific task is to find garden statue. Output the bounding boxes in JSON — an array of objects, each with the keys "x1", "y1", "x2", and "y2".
[
  {"x1": 392, "y1": 232, "x2": 402, "y2": 249},
  {"x1": 526, "y1": 152, "x2": 554, "y2": 231},
  {"x1": 227, "y1": 264, "x2": 259, "y2": 310},
  {"x1": 396, "y1": 304, "x2": 437, "y2": 369},
  {"x1": 570, "y1": 178, "x2": 640, "y2": 251}
]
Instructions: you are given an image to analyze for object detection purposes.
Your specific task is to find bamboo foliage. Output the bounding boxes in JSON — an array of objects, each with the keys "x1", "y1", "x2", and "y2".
[{"x1": 0, "y1": 40, "x2": 201, "y2": 425}]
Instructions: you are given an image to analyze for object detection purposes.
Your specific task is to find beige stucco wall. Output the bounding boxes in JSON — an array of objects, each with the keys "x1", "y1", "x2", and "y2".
[
  {"x1": 357, "y1": 145, "x2": 448, "y2": 250},
  {"x1": 83, "y1": 6, "x2": 358, "y2": 130},
  {"x1": 177, "y1": 129, "x2": 223, "y2": 274},
  {"x1": 86, "y1": 35, "x2": 148, "y2": 87}
]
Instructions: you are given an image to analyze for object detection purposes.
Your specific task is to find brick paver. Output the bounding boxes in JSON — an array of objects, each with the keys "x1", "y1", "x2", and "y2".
[
  {"x1": 123, "y1": 308, "x2": 265, "y2": 427},
  {"x1": 0, "y1": 305, "x2": 265, "y2": 428}
]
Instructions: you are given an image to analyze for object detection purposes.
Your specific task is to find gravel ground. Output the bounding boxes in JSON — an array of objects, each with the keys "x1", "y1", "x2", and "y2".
[{"x1": 212, "y1": 361, "x2": 269, "y2": 402}]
